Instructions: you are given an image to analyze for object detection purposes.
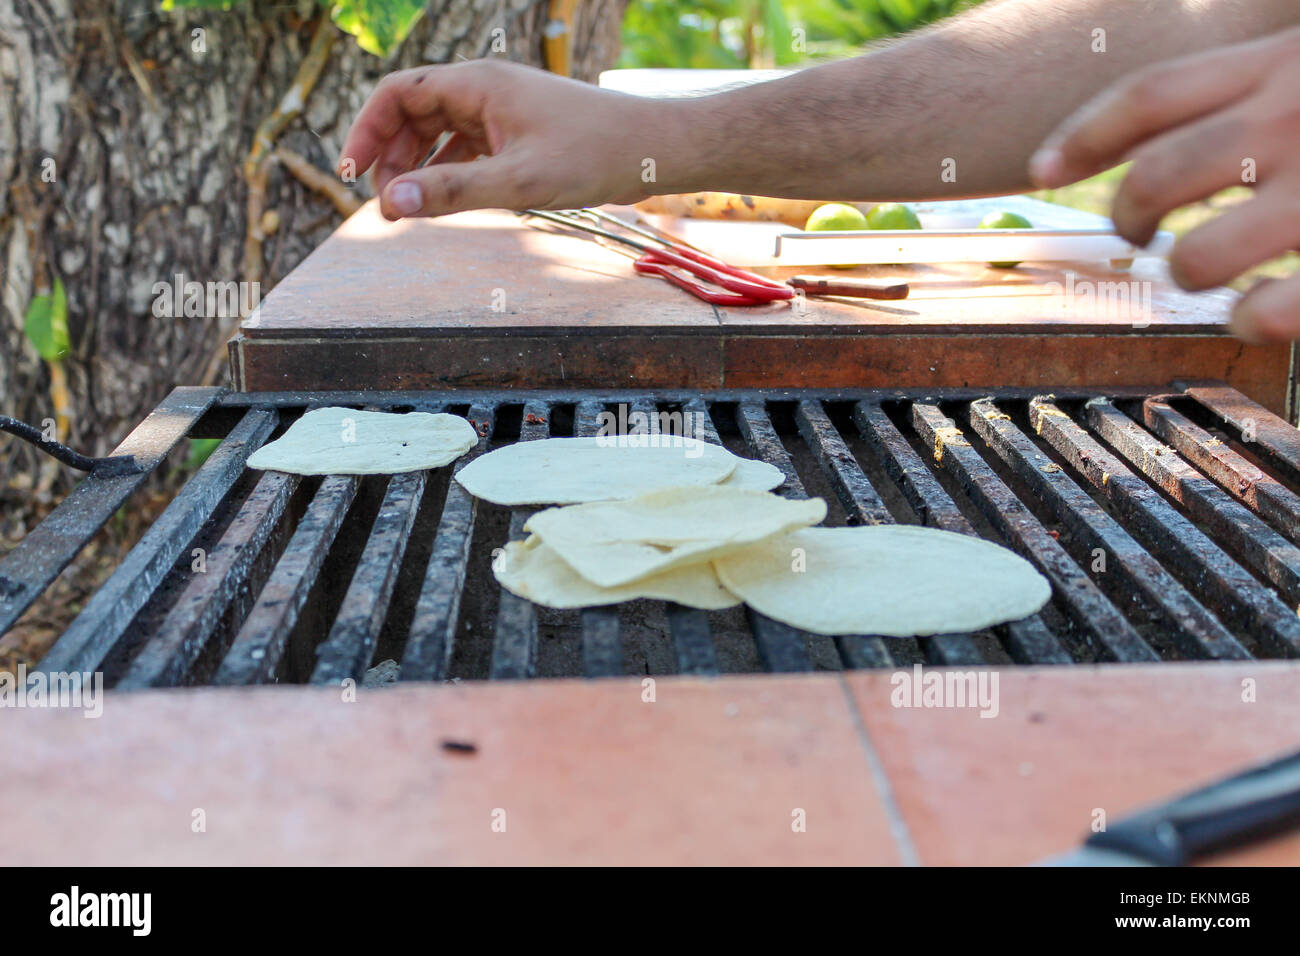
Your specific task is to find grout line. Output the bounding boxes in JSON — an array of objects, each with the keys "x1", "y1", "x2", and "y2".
[{"x1": 838, "y1": 673, "x2": 921, "y2": 867}]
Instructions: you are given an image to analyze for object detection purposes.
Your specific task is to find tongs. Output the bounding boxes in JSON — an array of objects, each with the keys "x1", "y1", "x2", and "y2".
[
  {"x1": 522, "y1": 208, "x2": 909, "y2": 306},
  {"x1": 523, "y1": 208, "x2": 792, "y2": 306}
]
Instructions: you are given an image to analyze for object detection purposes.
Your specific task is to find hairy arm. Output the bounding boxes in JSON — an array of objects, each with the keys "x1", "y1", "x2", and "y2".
[
  {"x1": 670, "y1": 0, "x2": 1300, "y2": 199},
  {"x1": 340, "y1": 0, "x2": 1300, "y2": 218}
]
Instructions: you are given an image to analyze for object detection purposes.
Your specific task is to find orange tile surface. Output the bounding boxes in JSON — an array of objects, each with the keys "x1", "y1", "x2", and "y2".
[
  {"x1": 4, "y1": 664, "x2": 1300, "y2": 866},
  {"x1": 0, "y1": 675, "x2": 896, "y2": 866},
  {"x1": 845, "y1": 662, "x2": 1300, "y2": 866}
]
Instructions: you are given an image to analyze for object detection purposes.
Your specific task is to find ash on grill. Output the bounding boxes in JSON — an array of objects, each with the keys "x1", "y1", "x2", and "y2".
[{"x1": 4, "y1": 383, "x2": 1299, "y2": 688}]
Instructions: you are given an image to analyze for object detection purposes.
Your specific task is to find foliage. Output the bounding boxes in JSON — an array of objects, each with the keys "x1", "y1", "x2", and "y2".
[
  {"x1": 24, "y1": 278, "x2": 69, "y2": 363},
  {"x1": 160, "y1": 0, "x2": 985, "y2": 66},
  {"x1": 620, "y1": 0, "x2": 986, "y2": 68},
  {"x1": 331, "y1": 0, "x2": 427, "y2": 57},
  {"x1": 163, "y1": 0, "x2": 426, "y2": 58}
]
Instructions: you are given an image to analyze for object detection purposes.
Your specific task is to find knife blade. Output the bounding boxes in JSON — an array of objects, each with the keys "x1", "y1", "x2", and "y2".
[{"x1": 1034, "y1": 748, "x2": 1300, "y2": 866}]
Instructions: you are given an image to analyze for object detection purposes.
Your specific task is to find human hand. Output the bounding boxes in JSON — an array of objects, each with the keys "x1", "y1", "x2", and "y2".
[
  {"x1": 339, "y1": 60, "x2": 672, "y2": 221},
  {"x1": 1030, "y1": 27, "x2": 1300, "y2": 341}
]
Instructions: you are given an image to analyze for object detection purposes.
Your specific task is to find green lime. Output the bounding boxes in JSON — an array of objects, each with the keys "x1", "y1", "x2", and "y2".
[
  {"x1": 804, "y1": 203, "x2": 870, "y2": 269},
  {"x1": 865, "y1": 202, "x2": 922, "y2": 231},
  {"x1": 977, "y1": 210, "x2": 1032, "y2": 268},
  {"x1": 805, "y1": 203, "x2": 869, "y2": 232}
]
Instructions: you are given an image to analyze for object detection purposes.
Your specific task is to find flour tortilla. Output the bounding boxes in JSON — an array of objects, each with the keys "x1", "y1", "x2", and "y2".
[
  {"x1": 713, "y1": 525, "x2": 1051, "y2": 636},
  {"x1": 454, "y1": 435, "x2": 740, "y2": 505},
  {"x1": 720, "y1": 457, "x2": 785, "y2": 492},
  {"x1": 247, "y1": 407, "x2": 477, "y2": 476},
  {"x1": 524, "y1": 486, "x2": 827, "y2": 588},
  {"x1": 494, "y1": 536, "x2": 740, "y2": 610}
]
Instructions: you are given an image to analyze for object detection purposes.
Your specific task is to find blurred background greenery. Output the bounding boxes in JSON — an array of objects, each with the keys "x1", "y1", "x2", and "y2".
[{"x1": 619, "y1": 0, "x2": 984, "y2": 68}]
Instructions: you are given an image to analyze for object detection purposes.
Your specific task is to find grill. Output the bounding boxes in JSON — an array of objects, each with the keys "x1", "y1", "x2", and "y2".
[{"x1": 4, "y1": 382, "x2": 1300, "y2": 688}]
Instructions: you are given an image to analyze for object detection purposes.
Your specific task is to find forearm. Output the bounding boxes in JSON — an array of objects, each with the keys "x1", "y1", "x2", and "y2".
[{"x1": 653, "y1": 0, "x2": 1300, "y2": 200}]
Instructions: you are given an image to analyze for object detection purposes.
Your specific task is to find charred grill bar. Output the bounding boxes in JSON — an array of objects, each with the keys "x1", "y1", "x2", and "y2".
[{"x1": 5, "y1": 382, "x2": 1300, "y2": 688}]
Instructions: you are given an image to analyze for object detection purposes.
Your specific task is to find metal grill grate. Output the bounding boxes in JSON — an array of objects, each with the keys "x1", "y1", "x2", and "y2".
[{"x1": 5, "y1": 382, "x2": 1300, "y2": 688}]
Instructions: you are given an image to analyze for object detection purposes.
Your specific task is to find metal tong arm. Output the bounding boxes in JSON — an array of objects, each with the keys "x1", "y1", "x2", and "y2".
[{"x1": 522, "y1": 208, "x2": 792, "y2": 302}]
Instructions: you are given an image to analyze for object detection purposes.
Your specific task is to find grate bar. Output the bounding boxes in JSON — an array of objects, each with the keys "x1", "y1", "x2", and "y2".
[
  {"x1": 911, "y1": 403, "x2": 1158, "y2": 662},
  {"x1": 1087, "y1": 399, "x2": 1300, "y2": 611},
  {"x1": 401, "y1": 405, "x2": 496, "y2": 681},
  {"x1": 311, "y1": 470, "x2": 428, "y2": 684},
  {"x1": 853, "y1": 403, "x2": 969, "y2": 533},
  {"x1": 796, "y1": 400, "x2": 991, "y2": 667},
  {"x1": 855, "y1": 402, "x2": 1070, "y2": 665},
  {"x1": 834, "y1": 635, "x2": 895, "y2": 668},
  {"x1": 490, "y1": 401, "x2": 550, "y2": 680},
  {"x1": 117, "y1": 471, "x2": 300, "y2": 689},
  {"x1": 970, "y1": 399, "x2": 1248, "y2": 661},
  {"x1": 574, "y1": 399, "x2": 625, "y2": 678},
  {"x1": 664, "y1": 601, "x2": 720, "y2": 675},
  {"x1": 215, "y1": 475, "x2": 361, "y2": 685},
  {"x1": 794, "y1": 401, "x2": 892, "y2": 526},
  {"x1": 1031, "y1": 398, "x2": 1300, "y2": 657},
  {"x1": 654, "y1": 398, "x2": 728, "y2": 676},
  {"x1": 33, "y1": 408, "x2": 278, "y2": 677},
  {"x1": 1144, "y1": 398, "x2": 1300, "y2": 543},
  {"x1": 0, "y1": 387, "x2": 223, "y2": 638},
  {"x1": 736, "y1": 400, "x2": 801, "y2": 491},
  {"x1": 1183, "y1": 385, "x2": 1300, "y2": 480},
  {"x1": 735, "y1": 401, "x2": 815, "y2": 673}
]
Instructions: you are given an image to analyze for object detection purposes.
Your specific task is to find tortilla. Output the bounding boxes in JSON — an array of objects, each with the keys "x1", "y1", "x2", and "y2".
[
  {"x1": 494, "y1": 536, "x2": 740, "y2": 610},
  {"x1": 246, "y1": 407, "x2": 477, "y2": 476},
  {"x1": 524, "y1": 486, "x2": 827, "y2": 588},
  {"x1": 720, "y1": 457, "x2": 785, "y2": 492},
  {"x1": 454, "y1": 435, "x2": 740, "y2": 505},
  {"x1": 712, "y1": 525, "x2": 1051, "y2": 636}
]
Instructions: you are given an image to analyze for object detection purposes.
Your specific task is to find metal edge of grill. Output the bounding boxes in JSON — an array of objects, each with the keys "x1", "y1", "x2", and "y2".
[{"x1": 4, "y1": 380, "x2": 1300, "y2": 689}]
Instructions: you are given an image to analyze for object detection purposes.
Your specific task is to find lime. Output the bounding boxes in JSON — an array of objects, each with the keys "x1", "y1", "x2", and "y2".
[
  {"x1": 804, "y1": 203, "x2": 870, "y2": 269},
  {"x1": 865, "y1": 202, "x2": 922, "y2": 231},
  {"x1": 805, "y1": 203, "x2": 869, "y2": 232},
  {"x1": 977, "y1": 210, "x2": 1032, "y2": 268}
]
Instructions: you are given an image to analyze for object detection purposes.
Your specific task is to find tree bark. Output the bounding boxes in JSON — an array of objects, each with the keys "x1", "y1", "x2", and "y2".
[{"x1": 0, "y1": 0, "x2": 626, "y2": 482}]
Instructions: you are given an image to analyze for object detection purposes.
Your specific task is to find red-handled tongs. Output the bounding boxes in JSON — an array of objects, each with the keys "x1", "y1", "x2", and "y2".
[{"x1": 522, "y1": 208, "x2": 794, "y2": 306}]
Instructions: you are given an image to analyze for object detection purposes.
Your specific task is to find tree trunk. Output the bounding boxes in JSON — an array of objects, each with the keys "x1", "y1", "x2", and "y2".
[{"x1": 0, "y1": 0, "x2": 626, "y2": 483}]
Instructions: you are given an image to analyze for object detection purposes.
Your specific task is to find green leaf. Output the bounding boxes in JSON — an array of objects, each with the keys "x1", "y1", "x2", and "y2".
[
  {"x1": 24, "y1": 278, "x2": 70, "y2": 363},
  {"x1": 331, "y1": 0, "x2": 425, "y2": 58}
]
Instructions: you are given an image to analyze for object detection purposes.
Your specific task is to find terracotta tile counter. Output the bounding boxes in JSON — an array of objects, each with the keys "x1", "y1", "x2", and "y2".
[{"x1": 4, "y1": 663, "x2": 1299, "y2": 865}]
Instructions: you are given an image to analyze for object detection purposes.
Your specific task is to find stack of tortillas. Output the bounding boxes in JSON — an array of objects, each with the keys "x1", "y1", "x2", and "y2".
[
  {"x1": 497, "y1": 487, "x2": 826, "y2": 610},
  {"x1": 460, "y1": 435, "x2": 1052, "y2": 636}
]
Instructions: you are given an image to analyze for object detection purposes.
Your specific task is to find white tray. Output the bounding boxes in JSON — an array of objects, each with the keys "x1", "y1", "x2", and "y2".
[{"x1": 645, "y1": 195, "x2": 1172, "y2": 269}]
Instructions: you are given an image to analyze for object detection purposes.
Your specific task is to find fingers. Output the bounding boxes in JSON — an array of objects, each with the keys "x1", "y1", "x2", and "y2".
[
  {"x1": 379, "y1": 153, "x2": 543, "y2": 220},
  {"x1": 1030, "y1": 44, "x2": 1265, "y2": 188},
  {"x1": 372, "y1": 124, "x2": 435, "y2": 196},
  {"x1": 426, "y1": 131, "x2": 482, "y2": 167},
  {"x1": 1168, "y1": 186, "x2": 1300, "y2": 291},
  {"x1": 1231, "y1": 273, "x2": 1300, "y2": 343},
  {"x1": 338, "y1": 67, "x2": 451, "y2": 178},
  {"x1": 1108, "y1": 108, "x2": 1254, "y2": 246}
]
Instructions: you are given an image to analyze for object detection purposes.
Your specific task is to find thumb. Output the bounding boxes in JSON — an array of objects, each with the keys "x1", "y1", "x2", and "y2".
[{"x1": 380, "y1": 156, "x2": 530, "y2": 219}]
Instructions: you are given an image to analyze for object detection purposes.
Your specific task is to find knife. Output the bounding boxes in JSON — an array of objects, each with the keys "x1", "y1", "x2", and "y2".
[
  {"x1": 1036, "y1": 749, "x2": 1300, "y2": 866},
  {"x1": 787, "y1": 275, "x2": 911, "y2": 301}
]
